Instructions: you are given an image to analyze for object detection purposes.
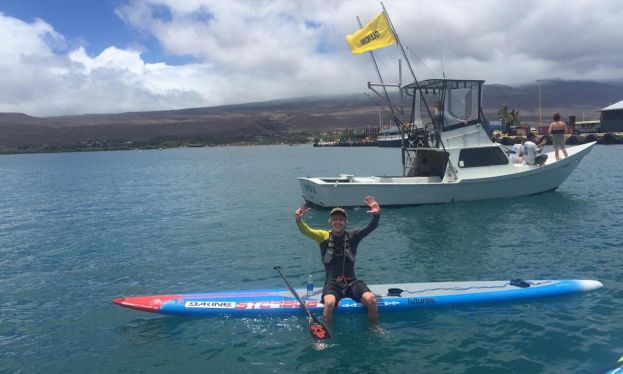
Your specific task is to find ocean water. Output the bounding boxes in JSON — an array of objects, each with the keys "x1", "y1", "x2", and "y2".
[{"x1": 0, "y1": 144, "x2": 622, "y2": 373}]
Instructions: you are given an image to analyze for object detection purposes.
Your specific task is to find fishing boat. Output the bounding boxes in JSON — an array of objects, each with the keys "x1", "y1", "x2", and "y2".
[
  {"x1": 299, "y1": 10, "x2": 595, "y2": 207},
  {"x1": 300, "y1": 79, "x2": 595, "y2": 207}
]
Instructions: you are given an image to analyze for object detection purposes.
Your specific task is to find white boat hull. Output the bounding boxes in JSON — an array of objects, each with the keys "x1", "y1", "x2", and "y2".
[{"x1": 299, "y1": 142, "x2": 595, "y2": 207}]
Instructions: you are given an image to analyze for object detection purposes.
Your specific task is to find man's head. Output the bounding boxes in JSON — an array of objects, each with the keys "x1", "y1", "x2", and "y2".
[
  {"x1": 553, "y1": 112, "x2": 561, "y2": 121},
  {"x1": 328, "y1": 207, "x2": 347, "y2": 233},
  {"x1": 526, "y1": 132, "x2": 535, "y2": 140}
]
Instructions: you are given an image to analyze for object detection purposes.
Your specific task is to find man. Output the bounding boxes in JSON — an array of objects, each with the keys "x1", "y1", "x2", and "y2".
[
  {"x1": 510, "y1": 137, "x2": 524, "y2": 163},
  {"x1": 294, "y1": 196, "x2": 380, "y2": 325},
  {"x1": 524, "y1": 132, "x2": 548, "y2": 166}
]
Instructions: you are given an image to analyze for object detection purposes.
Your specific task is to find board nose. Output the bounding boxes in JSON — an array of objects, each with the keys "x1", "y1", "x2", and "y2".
[
  {"x1": 112, "y1": 295, "x2": 180, "y2": 312},
  {"x1": 579, "y1": 280, "x2": 604, "y2": 291}
]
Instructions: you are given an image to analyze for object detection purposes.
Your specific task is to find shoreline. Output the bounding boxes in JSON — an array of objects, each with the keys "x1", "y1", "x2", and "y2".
[
  {"x1": 3, "y1": 131, "x2": 622, "y2": 155},
  {"x1": 0, "y1": 140, "x2": 312, "y2": 155}
]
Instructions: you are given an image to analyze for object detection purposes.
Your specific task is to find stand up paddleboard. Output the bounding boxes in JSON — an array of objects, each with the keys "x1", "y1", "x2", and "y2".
[{"x1": 113, "y1": 279, "x2": 602, "y2": 317}]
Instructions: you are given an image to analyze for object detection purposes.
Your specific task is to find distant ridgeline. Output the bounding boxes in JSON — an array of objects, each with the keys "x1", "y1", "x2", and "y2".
[{"x1": 1, "y1": 80, "x2": 622, "y2": 153}]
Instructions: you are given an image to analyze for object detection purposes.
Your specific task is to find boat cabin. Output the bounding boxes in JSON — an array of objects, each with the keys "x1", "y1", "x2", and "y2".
[
  {"x1": 405, "y1": 79, "x2": 484, "y2": 134},
  {"x1": 401, "y1": 79, "x2": 495, "y2": 178}
]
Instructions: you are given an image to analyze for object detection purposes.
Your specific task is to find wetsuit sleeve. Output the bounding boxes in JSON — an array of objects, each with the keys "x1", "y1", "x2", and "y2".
[
  {"x1": 350, "y1": 214, "x2": 380, "y2": 243},
  {"x1": 296, "y1": 219, "x2": 329, "y2": 244}
]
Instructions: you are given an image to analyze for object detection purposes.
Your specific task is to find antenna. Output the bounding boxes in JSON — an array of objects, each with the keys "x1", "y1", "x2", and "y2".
[{"x1": 437, "y1": 29, "x2": 446, "y2": 79}]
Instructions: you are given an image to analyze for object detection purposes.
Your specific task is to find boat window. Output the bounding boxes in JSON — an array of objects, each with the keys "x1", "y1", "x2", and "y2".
[
  {"x1": 458, "y1": 147, "x2": 508, "y2": 168},
  {"x1": 406, "y1": 149, "x2": 449, "y2": 177},
  {"x1": 442, "y1": 81, "x2": 480, "y2": 131}
]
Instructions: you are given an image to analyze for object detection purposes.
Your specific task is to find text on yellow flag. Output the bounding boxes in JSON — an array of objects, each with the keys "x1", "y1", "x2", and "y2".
[{"x1": 345, "y1": 12, "x2": 397, "y2": 55}]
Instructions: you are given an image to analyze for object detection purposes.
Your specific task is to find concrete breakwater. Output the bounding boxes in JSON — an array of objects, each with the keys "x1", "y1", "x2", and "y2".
[
  {"x1": 496, "y1": 132, "x2": 623, "y2": 146},
  {"x1": 313, "y1": 132, "x2": 623, "y2": 147}
]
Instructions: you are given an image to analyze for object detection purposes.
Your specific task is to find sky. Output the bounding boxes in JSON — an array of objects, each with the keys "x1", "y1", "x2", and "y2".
[{"x1": 1, "y1": 0, "x2": 622, "y2": 117}]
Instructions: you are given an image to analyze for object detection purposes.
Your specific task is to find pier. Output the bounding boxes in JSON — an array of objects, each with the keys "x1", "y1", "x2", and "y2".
[{"x1": 313, "y1": 140, "x2": 377, "y2": 147}]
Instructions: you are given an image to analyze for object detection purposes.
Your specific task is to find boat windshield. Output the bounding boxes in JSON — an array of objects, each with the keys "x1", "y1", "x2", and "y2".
[
  {"x1": 442, "y1": 81, "x2": 480, "y2": 130},
  {"x1": 408, "y1": 79, "x2": 483, "y2": 133}
]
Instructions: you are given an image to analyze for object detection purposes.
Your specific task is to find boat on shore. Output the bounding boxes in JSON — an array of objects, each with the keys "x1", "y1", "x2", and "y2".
[{"x1": 376, "y1": 128, "x2": 408, "y2": 147}]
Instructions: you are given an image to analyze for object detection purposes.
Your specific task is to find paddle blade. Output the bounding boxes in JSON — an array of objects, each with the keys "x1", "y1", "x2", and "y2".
[{"x1": 309, "y1": 317, "x2": 331, "y2": 341}]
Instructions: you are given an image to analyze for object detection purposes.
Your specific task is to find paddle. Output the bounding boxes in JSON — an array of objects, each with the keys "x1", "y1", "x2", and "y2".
[
  {"x1": 273, "y1": 266, "x2": 331, "y2": 341},
  {"x1": 599, "y1": 355, "x2": 623, "y2": 374}
]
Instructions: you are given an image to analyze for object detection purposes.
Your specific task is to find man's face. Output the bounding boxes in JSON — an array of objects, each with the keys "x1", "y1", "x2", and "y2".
[{"x1": 330, "y1": 215, "x2": 347, "y2": 232}]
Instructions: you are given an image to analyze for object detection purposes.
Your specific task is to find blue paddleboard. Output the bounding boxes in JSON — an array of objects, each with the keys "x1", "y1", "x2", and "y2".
[{"x1": 113, "y1": 279, "x2": 602, "y2": 316}]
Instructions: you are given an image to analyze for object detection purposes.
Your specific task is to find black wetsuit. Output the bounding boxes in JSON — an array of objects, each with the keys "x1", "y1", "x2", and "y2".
[{"x1": 297, "y1": 214, "x2": 380, "y2": 302}]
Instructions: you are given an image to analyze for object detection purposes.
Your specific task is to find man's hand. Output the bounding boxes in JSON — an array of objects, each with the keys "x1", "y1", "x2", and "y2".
[
  {"x1": 295, "y1": 203, "x2": 310, "y2": 221},
  {"x1": 364, "y1": 196, "x2": 380, "y2": 215}
]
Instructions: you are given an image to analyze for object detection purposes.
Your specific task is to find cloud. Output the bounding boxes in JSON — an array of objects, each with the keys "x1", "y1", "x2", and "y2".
[
  {"x1": 114, "y1": 0, "x2": 623, "y2": 103},
  {"x1": 1, "y1": 0, "x2": 623, "y2": 116},
  {"x1": 0, "y1": 12, "x2": 209, "y2": 116}
]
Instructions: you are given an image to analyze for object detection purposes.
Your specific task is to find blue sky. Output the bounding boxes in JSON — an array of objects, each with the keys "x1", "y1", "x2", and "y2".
[
  {"x1": 1, "y1": 0, "x2": 622, "y2": 116},
  {"x1": 3, "y1": 1, "x2": 132, "y2": 54},
  {"x1": 1, "y1": 0, "x2": 192, "y2": 64}
]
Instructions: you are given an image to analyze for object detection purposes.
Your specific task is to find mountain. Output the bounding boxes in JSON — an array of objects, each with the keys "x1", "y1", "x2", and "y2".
[
  {"x1": 0, "y1": 94, "x2": 380, "y2": 149},
  {"x1": 1, "y1": 80, "x2": 621, "y2": 150},
  {"x1": 483, "y1": 80, "x2": 623, "y2": 122}
]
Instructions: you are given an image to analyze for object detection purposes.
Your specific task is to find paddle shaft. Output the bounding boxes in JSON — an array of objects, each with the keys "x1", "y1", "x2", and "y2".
[
  {"x1": 273, "y1": 266, "x2": 331, "y2": 340},
  {"x1": 273, "y1": 266, "x2": 315, "y2": 320}
]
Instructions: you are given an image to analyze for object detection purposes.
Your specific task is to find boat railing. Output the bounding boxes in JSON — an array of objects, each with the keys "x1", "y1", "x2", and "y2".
[{"x1": 444, "y1": 129, "x2": 488, "y2": 148}]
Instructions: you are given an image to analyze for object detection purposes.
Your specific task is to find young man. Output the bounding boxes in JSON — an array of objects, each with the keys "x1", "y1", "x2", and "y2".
[
  {"x1": 524, "y1": 132, "x2": 548, "y2": 166},
  {"x1": 510, "y1": 137, "x2": 524, "y2": 163},
  {"x1": 294, "y1": 196, "x2": 380, "y2": 325}
]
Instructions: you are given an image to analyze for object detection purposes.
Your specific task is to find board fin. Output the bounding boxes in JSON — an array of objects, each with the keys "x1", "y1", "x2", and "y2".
[
  {"x1": 510, "y1": 279, "x2": 531, "y2": 288},
  {"x1": 387, "y1": 288, "x2": 403, "y2": 296}
]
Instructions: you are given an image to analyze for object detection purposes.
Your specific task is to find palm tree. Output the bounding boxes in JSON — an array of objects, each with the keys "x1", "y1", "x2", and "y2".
[
  {"x1": 509, "y1": 109, "x2": 521, "y2": 127},
  {"x1": 497, "y1": 105, "x2": 511, "y2": 133}
]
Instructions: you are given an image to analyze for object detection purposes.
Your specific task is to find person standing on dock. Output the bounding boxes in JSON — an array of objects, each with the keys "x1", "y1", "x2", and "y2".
[
  {"x1": 294, "y1": 196, "x2": 381, "y2": 326},
  {"x1": 548, "y1": 112, "x2": 569, "y2": 161}
]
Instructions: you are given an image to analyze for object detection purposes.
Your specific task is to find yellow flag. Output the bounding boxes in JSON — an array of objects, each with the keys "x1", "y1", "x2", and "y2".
[{"x1": 345, "y1": 12, "x2": 397, "y2": 54}]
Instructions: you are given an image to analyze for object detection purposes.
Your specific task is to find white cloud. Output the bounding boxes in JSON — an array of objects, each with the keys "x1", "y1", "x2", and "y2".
[
  {"x1": 0, "y1": 12, "x2": 208, "y2": 115},
  {"x1": 1, "y1": 0, "x2": 623, "y2": 116}
]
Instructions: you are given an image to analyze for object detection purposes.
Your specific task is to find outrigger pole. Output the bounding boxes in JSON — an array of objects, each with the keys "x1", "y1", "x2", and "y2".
[
  {"x1": 359, "y1": 8, "x2": 410, "y2": 171},
  {"x1": 365, "y1": 93, "x2": 396, "y2": 123},
  {"x1": 380, "y1": 2, "x2": 439, "y2": 148},
  {"x1": 380, "y1": 2, "x2": 457, "y2": 178},
  {"x1": 357, "y1": 17, "x2": 401, "y2": 126}
]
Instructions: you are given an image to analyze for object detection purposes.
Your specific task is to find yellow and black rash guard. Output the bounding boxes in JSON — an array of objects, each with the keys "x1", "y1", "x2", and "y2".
[{"x1": 296, "y1": 214, "x2": 380, "y2": 280}]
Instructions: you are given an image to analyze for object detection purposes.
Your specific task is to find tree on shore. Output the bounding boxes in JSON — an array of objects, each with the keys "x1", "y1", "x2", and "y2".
[
  {"x1": 509, "y1": 109, "x2": 521, "y2": 127},
  {"x1": 498, "y1": 105, "x2": 521, "y2": 132},
  {"x1": 498, "y1": 105, "x2": 511, "y2": 132}
]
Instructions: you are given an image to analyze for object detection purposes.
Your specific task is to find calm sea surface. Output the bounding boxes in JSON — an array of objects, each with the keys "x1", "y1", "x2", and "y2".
[{"x1": 1, "y1": 144, "x2": 622, "y2": 373}]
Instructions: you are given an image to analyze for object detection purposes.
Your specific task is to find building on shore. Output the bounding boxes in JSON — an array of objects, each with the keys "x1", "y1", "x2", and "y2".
[
  {"x1": 575, "y1": 120, "x2": 601, "y2": 133},
  {"x1": 600, "y1": 100, "x2": 623, "y2": 132}
]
